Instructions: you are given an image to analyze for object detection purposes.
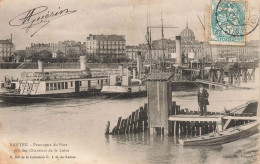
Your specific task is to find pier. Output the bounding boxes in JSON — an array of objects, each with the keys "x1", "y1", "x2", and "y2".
[
  {"x1": 165, "y1": 61, "x2": 257, "y2": 89},
  {"x1": 108, "y1": 72, "x2": 258, "y2": 138}
]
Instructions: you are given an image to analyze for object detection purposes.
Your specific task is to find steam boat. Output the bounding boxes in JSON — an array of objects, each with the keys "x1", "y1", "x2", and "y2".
[
  {"x1": 101, "y1": 52, "x2": 147, "y2": 98},
  {"x1": 101, "y1": 74, "x2": 147, "y2": 98},
  {"x1": 0, "y1": 70, "x2": 108, "y2": 103},
  {"x1": 0, "y1": 58, "x2": 109, "y2": 103}
]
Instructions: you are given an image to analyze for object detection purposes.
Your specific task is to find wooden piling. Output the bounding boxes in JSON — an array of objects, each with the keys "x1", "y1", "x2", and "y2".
[
  {"x1": 173, "y1": 121, "x2": 176, "y2": 137},
  {"x1": 142, "y1": 121, "x2": 145, "y2": 132},
  {"x1": 172, "y1": 101, "x2": 176, "y2": 115},
  {"x1": 178, "y1": 122, "x2": 181, "y2": 139},
  {"x1": 105, "y1": 121, "x2": 110, "y2": 134}
]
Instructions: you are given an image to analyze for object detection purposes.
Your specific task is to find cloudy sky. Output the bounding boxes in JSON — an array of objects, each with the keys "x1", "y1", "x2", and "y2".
[{"x1": 0, "y1": 0, "x2": 259, "y2": 49}]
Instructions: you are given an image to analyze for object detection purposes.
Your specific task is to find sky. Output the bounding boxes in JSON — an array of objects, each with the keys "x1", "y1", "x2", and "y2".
[{"x1": 0, "y1": 0, "x2": 259, "y2": 50}]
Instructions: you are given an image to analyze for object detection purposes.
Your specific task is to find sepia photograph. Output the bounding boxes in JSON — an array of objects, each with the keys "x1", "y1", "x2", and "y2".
[{"x1": 0, "y1": 0, "x2": 259, "y2": 163}]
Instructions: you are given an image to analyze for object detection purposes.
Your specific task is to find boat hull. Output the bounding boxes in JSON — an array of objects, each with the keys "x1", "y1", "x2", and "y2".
[
  {"x1": 102, "y1": 91, "x2": 147, "y2": 98},
  {"x1": 101, "y1": 85, "x2": 147, "y2": 98},
  {"x1": 179, "y1": 121, "x2": 259, "y2": 146},
  {"x1": 0, "y1": 90, "x2": 101, "y2": 104}
]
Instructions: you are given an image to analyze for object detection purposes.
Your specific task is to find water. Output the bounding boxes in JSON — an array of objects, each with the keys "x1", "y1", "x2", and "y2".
[{"x1": 0, "y1": 69, "x2": 259, "y2": 164}]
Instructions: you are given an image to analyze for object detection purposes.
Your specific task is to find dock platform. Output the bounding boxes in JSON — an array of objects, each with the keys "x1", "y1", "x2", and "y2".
[{"x1": 168, "y1": 114, "x2": 258, "y2": 122}]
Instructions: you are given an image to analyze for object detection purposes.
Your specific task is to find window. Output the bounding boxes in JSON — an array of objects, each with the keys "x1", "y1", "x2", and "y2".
[
  {"x1": 88, "y1": 80, "x2": 91, "y2": 87},
  {"x1": 50, "y1": 83, "x2": 53, "y2": 90},
  {"x1": 101, "y1": 80, "x2": 103, "y2": 85},
  {"x1": 79, "y1": 81, "x2": 82, "y2": 86},
  {"x1": 71, "y1": 82, "x2": 73, "y2": 87},
  {"x1": 1, "y1": 83, "x2": 4, "y2": 89},
  {"x1": 58, "y1": 83, "x2": 61, "y2": 90},
  {"x1": 54, "y1": 83, "x2": 57, "y2": 90},
  {"x1": 46, "y1": 83, "x2": 49, "y2": 91},
  {"x1": 98, "y1": 80, "x2": 100, "y2": 85},
  {"x1": 65, "y1": 82, "x2": 68, "y2": 89},
  {"x1": 61, "y1": 82, "x2": 65, "y2": 89}
]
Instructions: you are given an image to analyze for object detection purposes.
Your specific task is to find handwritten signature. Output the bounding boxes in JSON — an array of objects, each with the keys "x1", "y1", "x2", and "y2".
[{"x1": 9, "y1": 6, "x2": 77, "y2": 37}]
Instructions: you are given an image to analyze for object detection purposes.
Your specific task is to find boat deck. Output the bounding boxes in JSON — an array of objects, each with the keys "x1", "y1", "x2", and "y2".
[{"x1": 168, "y1": 114, "x2": 259, "y2": 122}]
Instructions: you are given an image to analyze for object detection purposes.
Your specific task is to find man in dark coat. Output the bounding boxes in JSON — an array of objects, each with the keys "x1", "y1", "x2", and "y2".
[{"x1": 197, "y1": 85, "x2": 209, "y2": 116}]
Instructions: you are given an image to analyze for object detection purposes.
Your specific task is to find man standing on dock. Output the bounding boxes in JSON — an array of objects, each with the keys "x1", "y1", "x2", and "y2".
[{"x1": 197, "y1": 85, "x2": 209, "y2": 116}]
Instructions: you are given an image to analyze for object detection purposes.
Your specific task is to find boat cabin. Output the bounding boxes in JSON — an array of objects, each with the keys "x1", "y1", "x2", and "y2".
[{"x1": 14, "y1": 70, "x2": 109, "y2": 95}]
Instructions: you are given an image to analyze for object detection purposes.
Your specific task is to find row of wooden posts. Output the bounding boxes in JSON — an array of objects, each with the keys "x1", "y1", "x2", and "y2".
[
  {"x1": 227, "y1": 68, "x2": 255, "y2": 84},
  {"x1": 170, "y1": 101, "x2": 254, "y2": 117},
  {"x1": 169, "y1": 101, "x2": 254, "y2": 138},
  {"x1": 106, "y1": 104, "x2": 149, "y2": 135},
  {"x1": 169, "y1": 119, "x2": 252, "y2": 138},
  {"x1": 107, "y1": 101, "x2": 254, "y2": 137}
]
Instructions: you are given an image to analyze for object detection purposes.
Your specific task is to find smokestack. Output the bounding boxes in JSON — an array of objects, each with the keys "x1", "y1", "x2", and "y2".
[
  {"x1": 80, "y1": 56, "x2": 87, "y2": 71},
  {"x1": 133, "y1": 68, "x2": 136, "y2": 79},
  {"x1": 175, "y1": 36, "x2": 182, "y2": 66},
  {"x1": 38, "y1": 60, "x2": 44, "y2": 72},
  {"x1": 137, "y1": 51, "x2": 142, "y2": 79}
]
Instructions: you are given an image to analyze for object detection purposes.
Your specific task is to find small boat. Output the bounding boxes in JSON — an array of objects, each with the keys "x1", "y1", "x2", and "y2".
[
  {"x1": 179, "y1": 121, "x2": 259, "y2": 146},
  {"x1": 101, "y1": 75, "x2": 147, "y2": 98}
]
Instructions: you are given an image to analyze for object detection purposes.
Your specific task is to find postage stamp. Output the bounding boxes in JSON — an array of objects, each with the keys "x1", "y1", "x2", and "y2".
[{"x1": 209, "y1": 0, "x2": 247, "y2": 46}]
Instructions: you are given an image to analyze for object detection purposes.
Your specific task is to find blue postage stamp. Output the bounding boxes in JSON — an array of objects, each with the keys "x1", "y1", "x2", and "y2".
[{"x1": 209, "y1": 0, "x2": 247, "y2": 45}]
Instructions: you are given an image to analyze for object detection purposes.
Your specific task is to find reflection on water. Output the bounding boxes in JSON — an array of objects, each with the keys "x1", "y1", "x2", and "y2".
[{"x1": 0, "y1": 68, "x2": 259, "y2": 164}]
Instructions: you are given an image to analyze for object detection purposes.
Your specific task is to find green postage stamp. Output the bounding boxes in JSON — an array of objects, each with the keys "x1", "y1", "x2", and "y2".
[{"x1": 210, "y1": 0, "x2": 247, "y2": 45}]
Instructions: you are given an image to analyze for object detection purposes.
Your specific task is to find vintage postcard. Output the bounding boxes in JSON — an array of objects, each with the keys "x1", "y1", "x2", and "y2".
[{"x1": 0, "y1": 0, "x2": 259, "y2": 164}]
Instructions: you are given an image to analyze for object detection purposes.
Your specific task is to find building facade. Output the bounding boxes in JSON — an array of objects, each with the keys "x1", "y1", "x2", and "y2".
[
  {"x1": 26, "y1": 43, "x2": 58, "y2": 52},
  {"x1": 126, "y1": 45, "x2": 141, "y2": 61},
  {"x1": 180, "y1": 24, "x2": 203, "y2": 60},
  {"x1": 86, "y1": 34, "x2": 126, "y2": 62},
  {"x1": 139, "y1": 23, "x2": 259, "y2": 63},
  {"x1": 26, "y1": 41, "x2": 86, "y2": 60},
  {"x1": 58, "y1": 41, "x2": 86, "y2": 59},
  {"x1": 0, "y1": 39, "x2": 15, "y2": 62},
  {"x1": 204, "y1": 40, "x2": 260, "y2": 62},
  {"x1": 142, "y1": 39, "x2": 176, "y2": 60}
]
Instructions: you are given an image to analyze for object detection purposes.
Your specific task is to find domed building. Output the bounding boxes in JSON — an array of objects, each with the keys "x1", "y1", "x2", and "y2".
[
  {"x1": 180, "y1": 24, "x2": 195, "y2": 42},
  {"x1": 180, "y1": 23, "x2": 203, "y2": 60}
]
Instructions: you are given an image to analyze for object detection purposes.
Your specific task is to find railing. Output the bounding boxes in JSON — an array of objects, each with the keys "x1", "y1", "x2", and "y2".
[{"x1": 21, "y1": 70, "x2": 92, "y2": 81}]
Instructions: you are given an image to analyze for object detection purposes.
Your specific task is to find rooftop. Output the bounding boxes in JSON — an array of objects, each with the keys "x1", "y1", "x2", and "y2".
[
  {"x1": 146, "y1": 72, "x2": 174, "y2": 81},
  {"x1": 87, "y1": 34, "x2": 125, "y2": 41},
  {"x1": 0, "y1": 40, "x2": 13, "y2": 44}
]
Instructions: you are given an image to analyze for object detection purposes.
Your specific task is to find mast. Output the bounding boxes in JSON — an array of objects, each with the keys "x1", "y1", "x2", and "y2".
[
  {"x1": 146, "y1": 10, "x2": 152, "y2": 73},
  {"x1": 149, "y1": 11, "x2": 152, "y2": 73},
  {"x1": 147, "y1": 12, "x2": 178, "y2": 72},
  {"x1": 161, "y1": 13, "x2": 165, "y2": 60}
]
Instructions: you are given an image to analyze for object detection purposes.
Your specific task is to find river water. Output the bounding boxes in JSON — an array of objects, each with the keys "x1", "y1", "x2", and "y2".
[{"x1": 0, "y1": 69, "x2": 259, "y2": 164}]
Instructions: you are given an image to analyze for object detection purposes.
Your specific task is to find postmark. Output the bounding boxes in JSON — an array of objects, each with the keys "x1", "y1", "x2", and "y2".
[{"x1": 209, "y1": 0, "x2": 248, "y2": 45}]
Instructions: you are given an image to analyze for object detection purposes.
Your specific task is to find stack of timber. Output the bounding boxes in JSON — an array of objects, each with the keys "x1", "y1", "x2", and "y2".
[{"x1": 105, "y1": 103, "x2": 148, "y2": 135}]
